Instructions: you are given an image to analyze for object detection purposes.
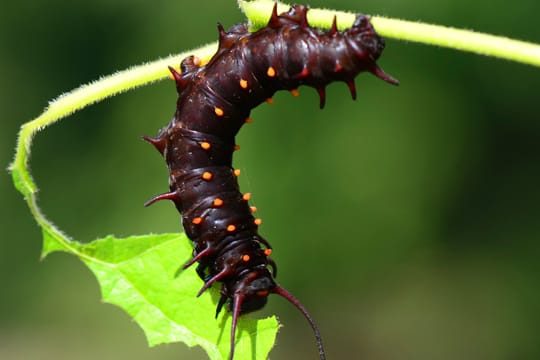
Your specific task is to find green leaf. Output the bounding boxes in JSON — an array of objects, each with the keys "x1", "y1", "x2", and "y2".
[{"x1": 45, "y1": 232, "x2": 279, "y2": 359}]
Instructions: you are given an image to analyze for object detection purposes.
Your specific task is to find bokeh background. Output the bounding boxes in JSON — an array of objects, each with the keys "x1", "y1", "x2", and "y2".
[{"x1": 2, "y1": 0, "x2": 539, "y2": 359}]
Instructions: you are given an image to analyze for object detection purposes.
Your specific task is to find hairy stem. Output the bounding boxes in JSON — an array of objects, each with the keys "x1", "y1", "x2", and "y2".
[
  {"x1": 10, "y1": 43, "x2": 217, "y2": 196},
  {"x1": 9, "y1": 43, "x2": 217, "y2": 258}
]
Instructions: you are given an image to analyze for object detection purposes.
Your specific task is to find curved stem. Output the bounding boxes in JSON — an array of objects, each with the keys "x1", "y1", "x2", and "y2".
[
  {"x1": 238, "y1": 0, "x2": 540, "y2": 67},
  {"x1": 10, "y1": 43, "x2": 217, "y2": 196},
  {"x1": 9, "y1": 43, "x2": 217, "y2": 254}
]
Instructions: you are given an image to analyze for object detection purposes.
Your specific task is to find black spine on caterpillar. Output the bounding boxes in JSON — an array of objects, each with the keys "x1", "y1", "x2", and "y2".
[{"x1": 144, "y1": 4, "x2": 398, "y2": 360}]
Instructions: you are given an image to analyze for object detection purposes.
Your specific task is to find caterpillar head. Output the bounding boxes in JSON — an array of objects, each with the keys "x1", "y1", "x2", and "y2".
[
  {"x1": 220, "y1": 269, "x2": 325, "y2": 360},
  {"x1": 228, "y1": 268, "x2": 275, "y2": 315}
]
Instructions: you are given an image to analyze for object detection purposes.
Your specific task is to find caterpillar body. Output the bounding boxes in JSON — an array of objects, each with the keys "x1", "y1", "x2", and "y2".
[{"x1": 144, "y1": 4, "x2": 398, "y2": 360}]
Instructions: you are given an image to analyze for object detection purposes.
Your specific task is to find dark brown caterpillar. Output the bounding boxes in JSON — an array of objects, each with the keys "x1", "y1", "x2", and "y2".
[{"x1": 144, "y1": 4, "x2": 398, "y2": 360}]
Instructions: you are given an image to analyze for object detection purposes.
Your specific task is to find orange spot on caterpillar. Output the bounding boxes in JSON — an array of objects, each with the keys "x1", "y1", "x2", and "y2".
[
  {"x1": 242, "y1": 254, "x2": 250, "y2": 262},
  {"x1": 265, "y1": 98, "x2": 274, "y2": 104},
  {"x1": 200, "y1": 141, "x2": 211, "y2": 150},
  {"x1": 227, "y1": 224, "x2": 236, "y2": 232},
  {"x1": 256, "y1": 290, "x2": 269, "y2": 297},
  {"x1": 245, "y1": 117, "x2": 253, "y2": 124},
  {"x1": 192, "y1": 217, "x2": 203, "y2": 225},
  {"x1": 250, "y1": 206, "x2": 257, "y2": 213},
  {"x1": 213, "y1": 198, "x2": 224, "y2": 207},
  {"x1": 290, "y1": 88, "x2": 300, "y2": 97},
  {"x1": 202, "y1": 171, "x2": 213, "y2": 181},
  {"x1": 242, "y1": 193, "x2": 251, "y2": 201},
  {"x1": 192, "y1": 56, "x2": 201, "y2": 66},
  {"x1": 233, "y1": 169, "x2": 241, "y2": 177},
  {"x1": 254, "y1": 218, "x2": 262, "y2": 226},
  {"x1": 234, "y1": 144, "x2": 240, "y2": 151},
  {"x1": 239, "y1": 79, "x2": 248, "y2": 89},
  {"x1": 267, "y1": 66, "x2": 276, "y2": 77},
  {"x1": 214, "y1": 107, "x2": 224, "y2": 116},
  {"x1": 264, "y1": 249, "x2": 272, "y2": 256},
  {"x1": 334, "y1": 63, "x2": 343, "y2": 72}
]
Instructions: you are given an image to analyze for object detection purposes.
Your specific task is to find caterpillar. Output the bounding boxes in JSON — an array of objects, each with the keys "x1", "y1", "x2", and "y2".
[{"x1": 144, "y1": 4, "x2": 398, "y2": 360}]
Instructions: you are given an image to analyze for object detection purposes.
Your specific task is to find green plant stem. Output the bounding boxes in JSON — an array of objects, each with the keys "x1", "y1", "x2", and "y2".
[
  {"x1": 371, "y1": 17, "x2": 540, "y2": 67},
  {"x1": 10, "y1": 1, "x2": 540, "y2": 259},
  {"x1": 10, "y1": 43, "x2": 217, "y2": 198},
  {"x1": 9, "y1": 43, "x2": 217, "y2": 259},
  {"x1": 239, "y1": 0, "x2": 540, "y2": 67}
]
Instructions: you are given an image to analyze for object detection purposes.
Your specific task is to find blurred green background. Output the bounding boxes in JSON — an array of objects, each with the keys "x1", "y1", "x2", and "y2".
[{"x1": 2, "y1": 0, "x2": 539, "y2": 359}]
